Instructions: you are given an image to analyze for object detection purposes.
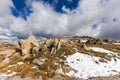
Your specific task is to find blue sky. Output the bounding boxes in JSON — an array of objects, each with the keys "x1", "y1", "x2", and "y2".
[
  {"x1": 11, "y1": 0, "x2": 79, "y2": 19},
  {"x1": 0, "y1": 0, "x2": 120, "y2": 40}
]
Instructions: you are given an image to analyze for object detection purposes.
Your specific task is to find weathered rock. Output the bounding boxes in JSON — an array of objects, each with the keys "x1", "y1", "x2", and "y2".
[
  {"x1": 18, "y1": 36, "x2": 39, "y2": 59},
  {"x1": 45, "y1": 39, "x2": 55, "y2": 48},
  {"x1": 83, "y1": 44, "x2": 91, "y2": 51},
  {"x1": 0, "y1": 40, "x2": 17, "y2": 48},
  {"x1": 0, "y1": 58, "x2": 10, "y2": 67},
  {"x1": 32, "y1": 46, "x2": 39, "y2": 57},
  {"x1": 57, "y1": 40, "x2": 61, "y2": 50},
  {"x1": 28, "y1": 36, "x2": 39, "y2": 48},
  {"x1": 51, "y1": 47, "x2": 56, "y2": 54},
  {"x1": 0, "y1": 47, "x2": 19, "y2": 59},
  {"x1": 38, "y1": 38, "x2": 61, "y2": 54},
  {"x1": 19, "y1": 40, "x2": 31, "y2": 56},
  {"x1": 39, "y1": 41, "x2": 45, "y2": 50},
  {"x1": 54, "y1": 39, "x2": 59, "y2": 48},
  {"x1": 33, "y1": 58, "x2": 47, "y2": 65}
]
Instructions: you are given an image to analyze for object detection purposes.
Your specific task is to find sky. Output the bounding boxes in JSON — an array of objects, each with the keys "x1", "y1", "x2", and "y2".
[{"x1": 0, "y1": 0, "x2": 120, "y2": 40}]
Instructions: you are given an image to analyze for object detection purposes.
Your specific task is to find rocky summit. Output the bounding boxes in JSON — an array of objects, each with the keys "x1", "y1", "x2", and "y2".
[{"x1": 0, "y1": 36, "x2": 120, "y2": 80}]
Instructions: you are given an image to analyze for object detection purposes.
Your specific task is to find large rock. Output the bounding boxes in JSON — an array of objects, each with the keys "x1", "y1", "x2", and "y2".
[
  {"x1": 0, "y1": 40, "x2": 16, "y2": 48},
  {"x1": 45, "y1": 39, "x2": 55, "y2": 48},
  {"x1": 33, "y1": 58, "x2": 47, "y2": 65},
  {"x1": 28, "y1": 36, "x2": 39, "y2": 48},
  {"x1": 0, "y1": 58, "x2": 10, "y2": 67},
  {"x1": 83, "y1": 44, "x2": 91, "y2": 51},
  {"x1": 18, "y1": 36, "x2": 39, "y2": 59},
  {"x1": 0, "y1": 47, "x2": 20, "y2": 61},
  {"x1": 38, "y1": 38, "x2": 61, "y2": 54}
]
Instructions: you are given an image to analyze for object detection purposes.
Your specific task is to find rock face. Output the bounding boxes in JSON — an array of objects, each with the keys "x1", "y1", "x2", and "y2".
[
  {"x1": 0, "y1": 36, "x2": 116, "y2": 61},
  {"x1": 38, "y1": 38, "x2": 62, "y2": 54},
  {"x1": 83, "y1": 44, "x2": 91, "y2": 51},
  {"x1": 18, "y1": 36, "x2": 39, "y2": 59},
  {"x1": 0, "y1": 40, "x2": 16, "y2": 48}
]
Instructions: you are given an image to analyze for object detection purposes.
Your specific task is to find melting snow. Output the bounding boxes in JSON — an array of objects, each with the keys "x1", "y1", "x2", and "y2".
[
  {"x1": 32, "y1": 66, "x2": 37, "y2": 69},
  {"x1": 8, "y1": 62, "x2": 24, "y2": 67},
  {"x1": 17, "y1": 62, "x2": 24, "y2": 65},
  {"x1": 66, "y1": 52, "x2": 120, "y2": 79},
  {"x1": 80, "y1": 39, "x2": 88, "y2": 43},
  {"x1": 90, "y1": 47, "x2": 117, "y2": 55},
  {"x1": 0, "y1": 72, "x2": 17, "y2": 79}
]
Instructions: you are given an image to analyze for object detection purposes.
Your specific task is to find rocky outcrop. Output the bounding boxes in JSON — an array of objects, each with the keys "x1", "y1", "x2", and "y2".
[
  {"x1": 38, "y1": 38, "x2": 62, "y2": 54},
  {"x1": 0, "y1": 35, "x2": 120, "y2": 80},
  {"x1": 0, "y1": 40, "x2": 16, "y2": 48},
  {"x1": 83, "y1": 44, "x2": 91, "y2": 51},
  {"x1": 33, "y1": 58, "x2": 47, "y2": 65},
  {"x1": 18, "y1": 36, "x2": 39, "y2": 59},
  {"x1": 86, "y1": 38, "x2": 103, "y2": 45}
]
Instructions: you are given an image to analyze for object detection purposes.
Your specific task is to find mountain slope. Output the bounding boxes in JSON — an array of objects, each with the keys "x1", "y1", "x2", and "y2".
[{"x1": 0, "y1": 36, "x2": 120, "y2": 80}]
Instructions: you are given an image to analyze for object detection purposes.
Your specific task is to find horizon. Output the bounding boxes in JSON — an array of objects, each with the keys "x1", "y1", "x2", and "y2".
[{"x1": 0, "y1": 0, "x2": 120, "y2": 40}]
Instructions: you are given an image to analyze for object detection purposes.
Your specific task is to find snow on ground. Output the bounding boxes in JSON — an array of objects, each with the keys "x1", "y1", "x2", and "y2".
[
  {"x1": 17, "y1": 62, "x2": 24, "y2": 65},
  {"x1": 8, "y1": 62, "x2": 24, "y2": 67},
  {"x1": 90, "y1": 47, "x2": 117, "y2": 55},
  {"x1": 32, "y1": 66, "x2": 37, "y2": 69},
  {"x1": 0, "y1": 72, "x2": 17, "y2": 80},
  {"x1": 66, "y1": 52, "x2": 120, "y2": 79},
  {"x1": 80, "y1": 39, "x2": 88, "y2": 43}
]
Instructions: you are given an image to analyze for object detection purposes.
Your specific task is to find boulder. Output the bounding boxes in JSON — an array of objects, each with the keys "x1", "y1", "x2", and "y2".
[
  {"x1": 33, "y1": 58, "x2": 47, "y2": 65},
  {"x1": 0, "y1": 58, "x2": 10, "y2": 67},
  {"x1": 18, "y1": 36, "x2": 39, "y2": 59},
  {"x1": 83, "y1": 44, "x2": 91, "y2": 51},
  {"x1": 0, "y1": 40, "x2": 17, "y2": 48},
  {"x1": 45, "y1": 39, "x2": 55, "y2": 48},
  {"x1": 54, "y1": 39, "x2": 61, "y2": 50},
  {"x1": 51, "y1": 47, "x2": 56, "y2": 54},
  {"x1": 28, "y1": 36, "x2": 39, "y2": 48},
  {"x1": 18, "y1": 40, "x2": 31, "y2": 56},
  {"x1": 0, "y1": 47, "x2": 19, "y2": 59}
]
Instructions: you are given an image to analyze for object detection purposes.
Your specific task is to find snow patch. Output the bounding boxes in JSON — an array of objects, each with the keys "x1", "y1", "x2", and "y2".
[
  {"x1": 17, "y1": 62, "x2": 24, "y2": 65},
  {"x1": 90, "y1": 47, "x2": 117, "y2": 55},
  {"x1": 32, "y1": 66, "x2": 37, "y2": 69},
  {"x1": 80, "y1": 39, "x2": 88, "y2": 43},
  {"x1": 0, "y1": 72, "x2": 17, "y2": 79},
  {"x1": 66, "y1": 52, "x2": 120, "y2": 79},
  {"x1": 8, "y1": 62, "x2": 24, "y2": 67}
]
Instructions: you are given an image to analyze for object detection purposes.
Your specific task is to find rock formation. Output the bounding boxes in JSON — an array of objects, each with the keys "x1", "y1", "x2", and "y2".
[{"x1": 18, "y1": 36, "x2": 39, "y2": 59}]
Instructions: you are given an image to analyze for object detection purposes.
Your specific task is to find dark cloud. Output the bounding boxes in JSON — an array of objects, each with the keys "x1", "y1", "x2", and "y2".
[{"x1": 98, "y1": 21, "x2": 120, "y2": 40}]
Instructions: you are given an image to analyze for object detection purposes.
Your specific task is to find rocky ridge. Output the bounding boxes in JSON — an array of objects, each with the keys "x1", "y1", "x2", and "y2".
[{"x1": 0, "y1": 36, "x2": 120, "y2": 80}]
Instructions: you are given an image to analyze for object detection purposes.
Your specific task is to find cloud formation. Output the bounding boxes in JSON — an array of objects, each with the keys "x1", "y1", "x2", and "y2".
[{"x1": 0, "y1": 0, "x2": 120, "y2": 40}]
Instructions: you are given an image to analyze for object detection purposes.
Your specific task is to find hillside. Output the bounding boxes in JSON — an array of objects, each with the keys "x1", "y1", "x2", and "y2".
[{"x1": 0, "y1": 36, "x2": 120, "y2": 80}]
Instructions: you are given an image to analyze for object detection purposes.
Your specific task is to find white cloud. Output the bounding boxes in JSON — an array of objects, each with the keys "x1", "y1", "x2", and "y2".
[{"x1": 0, "y1": 0, "x2": 120, "y2": 40}]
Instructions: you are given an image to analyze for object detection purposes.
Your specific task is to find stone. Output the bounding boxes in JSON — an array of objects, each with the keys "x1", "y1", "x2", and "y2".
[
  {"x1": 39, "y1": 41, "x2": 45, "y2": 50},
  {"x1": 57, "y1": 40, "x2": 61, "y2": 50},
  {"x1": 0, "y1": 40, "x2": 17, "y2": 48},
  {"x1": 54, "y1": 39, "x2": 61, "y2": 50},
  {"x1": 83, "y1": 44, "x2": 91, "y2": 51},
  {"x1": 28, "y1": 36, "x2": 39, "y2": 48},
  {"x1": 51, "y1": 47, "x2": 56, "y2": 54},
  {"x1": 18, "y1": 36, "x2": 39, "y2": 59},
  {"x1": 46, "y1": 39, "x2": 55, "y2": 48},
  {"x1": 18, "y1": 40, "x2": 31, "y2": 56},
  {"x1": 33, "y1": 58, "x2": 47, "y2": 65},
  {"x1": 0, "y1": 48, "x2": 18, "y2": 59},
  {"x1": 0, "y1": 58, "x2": 10, "y2": 67},
  {"x1": 54, "y1": 39, "x2": 59, "y2": 48},
  {"x1": 32, "y1": 46, "x2": 39, "y2": 57}
]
